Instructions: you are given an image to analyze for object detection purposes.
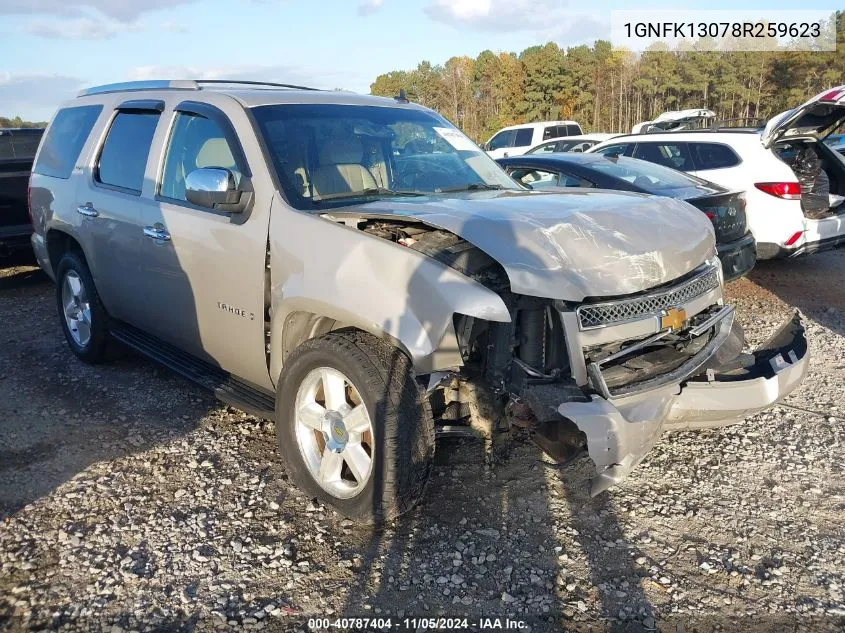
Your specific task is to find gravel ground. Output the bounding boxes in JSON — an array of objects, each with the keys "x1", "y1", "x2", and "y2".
[{"x1": 1, "y1": 251, "x2": 843, "y2": 632}]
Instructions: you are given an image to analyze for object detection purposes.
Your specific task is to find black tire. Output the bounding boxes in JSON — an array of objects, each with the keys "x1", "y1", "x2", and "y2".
[
  {"x1": 275, "y1": 330, "x2": 435, "y2": 523},
  {"x1": 55, "y1": 251, "x2": 112, "y2": 364}
]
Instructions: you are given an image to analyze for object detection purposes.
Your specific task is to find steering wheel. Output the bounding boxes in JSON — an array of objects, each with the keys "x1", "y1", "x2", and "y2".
[{"x1": 397, "y1": 163, "x2": 460, "y2": 190}]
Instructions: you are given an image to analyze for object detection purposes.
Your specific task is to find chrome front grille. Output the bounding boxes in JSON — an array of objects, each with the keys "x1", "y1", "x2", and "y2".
[{"x1": 577, "y1": 265, "x2": 721, "y2": 330}]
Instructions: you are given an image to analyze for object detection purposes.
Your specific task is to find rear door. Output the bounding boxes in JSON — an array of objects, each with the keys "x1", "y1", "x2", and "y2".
[
  {"x1": 75, "y1": 104, "x2": 161, "y2": 322},
  {"x1": 684, "y1": 141, "x2": 746, "y2": 191},
  {"x1": 138, "y1": 101, "x2": 271, "y2": 386}
]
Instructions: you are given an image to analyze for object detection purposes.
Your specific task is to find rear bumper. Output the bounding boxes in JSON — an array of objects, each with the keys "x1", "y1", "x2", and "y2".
[
  {"x1": 558, "y1": 311, "x2": 808, "y2": 495},
  {"x1": 758, "y1": 231, "x2": 845, "y2": 259},
  {"x1": 717, "y1": 232, "x2": 756, "y2": 281},
  {"x1": 30, "y1": 232, "x2": 53, "y2": 280}
]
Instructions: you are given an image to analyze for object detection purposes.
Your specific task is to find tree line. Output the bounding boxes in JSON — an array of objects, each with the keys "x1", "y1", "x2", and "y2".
[
  {"x1": 1, "y1": 116, "x2": 47, "y2": 128},
  {"x1": 370, "y1": 12, "x2": 845, "y2": 142}
]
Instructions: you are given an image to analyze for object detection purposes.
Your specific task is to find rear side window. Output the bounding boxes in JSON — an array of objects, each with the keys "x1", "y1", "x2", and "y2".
[
  {"x1": 689, "y1": 143, "x2": 740, "y2": 170},
  {"x1": 96, "y1": 111, "x2": 160, "y2": 193},
  {"x1": 632, "y1": 142, "x2": 694, "y2": 171},
  {"x1": 566, "y1": 124, "x2": 582, "y2": 136},
  {"x1": 514, "y1": 128, "x2": 534, "y2": 146},
  {"x1": 542, "y1": 126, "x2": 559, "y2": 141},
  {"x1": 34, "y1": 105, "x2": 102, "y2": 179}
]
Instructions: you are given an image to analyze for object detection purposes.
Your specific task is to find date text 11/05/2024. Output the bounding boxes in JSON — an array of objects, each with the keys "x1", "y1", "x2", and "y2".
[{"x1": 307, "y1": 617, "x2": 529, "y2": 630}]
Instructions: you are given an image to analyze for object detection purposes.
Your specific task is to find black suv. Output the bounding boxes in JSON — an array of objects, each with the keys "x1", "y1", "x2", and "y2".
[{"x1": 1, "y1": 128, "x2": 44, "y2": 258}]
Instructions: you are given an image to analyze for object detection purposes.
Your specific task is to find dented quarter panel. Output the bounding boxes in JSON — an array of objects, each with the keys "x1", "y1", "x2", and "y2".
[
  {"x1": 327, "y1": 189, "x2": 716, "y2": 301},
  {"x1": 267, "y1": 193, "x2": 511, "y2": 383}
]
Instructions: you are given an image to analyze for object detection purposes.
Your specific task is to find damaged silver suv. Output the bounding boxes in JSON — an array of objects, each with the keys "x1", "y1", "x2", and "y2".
[{"x1": 29, "y1": 80, "x2": 809, "y2": 522}]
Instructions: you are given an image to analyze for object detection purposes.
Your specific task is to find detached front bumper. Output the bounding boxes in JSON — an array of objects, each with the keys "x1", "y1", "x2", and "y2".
[{"x1": 558, "y1": 311, "x2": 809, "y2": 495}]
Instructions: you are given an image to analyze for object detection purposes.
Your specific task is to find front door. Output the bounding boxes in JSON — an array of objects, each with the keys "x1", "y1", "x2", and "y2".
[{"x1": 137, "y1": 106, "x2": 270, "y2": 386}]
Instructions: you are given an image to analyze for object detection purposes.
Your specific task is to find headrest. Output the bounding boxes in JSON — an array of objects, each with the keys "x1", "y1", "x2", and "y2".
[
  {"x1": 196, "y1": 138, "x2": 235, "y2": 169},
  {"x1": 318, "y1": 136, "x2": 363, "y2": 165}
]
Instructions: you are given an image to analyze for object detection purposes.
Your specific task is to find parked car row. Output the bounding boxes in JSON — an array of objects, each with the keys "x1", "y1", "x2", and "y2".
[
  {"x1": 524, "y1": 133, "x2": 616, "y2": 155},
  {"x1": 589, "y1": 87, "x2": 845, "y2": 259},
  {"x1": 477, "y1": 86, "x2": 845, "y2": 264},
  {"x1": 482, "y1": 119, "x2": 584, "y2": 158},
  {"x1": 23, "y1": 79, "x2": 809, "y2": 522}
]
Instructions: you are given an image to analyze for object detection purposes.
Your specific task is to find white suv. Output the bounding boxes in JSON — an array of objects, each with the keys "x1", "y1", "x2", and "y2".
[
  {"x1": 590, "y1": 87, "x2": 845, "y2": 259},
  {"x1": 483, "y1": 120, "x2": 583, "y2": 159}
]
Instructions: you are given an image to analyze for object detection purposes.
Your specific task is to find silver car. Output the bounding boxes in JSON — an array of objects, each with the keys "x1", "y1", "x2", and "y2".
[{"x1": 28, "y1": 80, "x2": 809, "y2": 522}]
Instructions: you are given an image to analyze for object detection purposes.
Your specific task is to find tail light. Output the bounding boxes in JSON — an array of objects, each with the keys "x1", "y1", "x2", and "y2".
[
  {"x1": 784, "y1": 231, "x2": 804, "y2": 247},
  {"x1": 27, "y1": 174, "x2": 34, "y2": 226},
  {"x1": 754, "y1": 182, "x2": 802, "y2": 200},
  {"x1": 819, "y1": 88, "x2": 845, "y2": 103}
]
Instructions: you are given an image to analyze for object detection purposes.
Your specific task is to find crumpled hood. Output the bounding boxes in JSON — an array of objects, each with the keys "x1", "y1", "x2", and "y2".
[{"x1": 327, "y1": 189, "x2": 716, "y2": 301}]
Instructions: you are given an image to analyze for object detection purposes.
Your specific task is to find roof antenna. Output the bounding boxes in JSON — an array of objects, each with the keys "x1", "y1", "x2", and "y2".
[{"x1": 395, "y1": 88, "x2": 408, "y2": 103}]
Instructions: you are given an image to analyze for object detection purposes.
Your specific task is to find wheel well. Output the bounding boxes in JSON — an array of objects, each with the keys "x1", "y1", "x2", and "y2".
[
  {"x1": 280, "y1": 311, "x2": 412, "y2": 367},
  {"x1": 46, "y1": 230, "x2": 84, "y2": 276}
]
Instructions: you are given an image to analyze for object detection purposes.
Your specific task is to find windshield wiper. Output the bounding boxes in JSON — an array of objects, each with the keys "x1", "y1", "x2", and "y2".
[
  {"x1": 436, "y1": 183, "x2": 505, "y2": 193},
  {"x1": 311, "y1": 187, "x2": 426, "y2": 203}
]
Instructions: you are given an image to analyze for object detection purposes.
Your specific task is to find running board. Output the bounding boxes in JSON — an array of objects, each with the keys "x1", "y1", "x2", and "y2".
[{"x1": 109, "y1": 321, "x2": 276, "y2": 420}]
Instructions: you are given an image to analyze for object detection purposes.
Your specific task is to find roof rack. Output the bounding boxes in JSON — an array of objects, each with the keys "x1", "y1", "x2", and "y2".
[
  {"x1": 709, "y1": 117, "x2": 766, "y2": 131},
  {"x1": 194, "y1": 79, "x2": 319, "y2": 91},
  {"x1": 77, "y1": 79, "x2": 319, "y2": 98}
]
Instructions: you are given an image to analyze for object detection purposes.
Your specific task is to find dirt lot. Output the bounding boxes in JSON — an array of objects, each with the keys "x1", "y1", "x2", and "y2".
[{"x1": 1, "y1": 251, "x2": 844, "y2": 632}]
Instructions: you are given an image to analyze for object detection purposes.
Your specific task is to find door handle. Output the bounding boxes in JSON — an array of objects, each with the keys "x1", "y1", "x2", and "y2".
[
  {"x1": 76, "y1": 204, "x2": 99, "y2": 217},
  {"x1": 143, "y1": 226, "x2": 171, "y2": 241}
]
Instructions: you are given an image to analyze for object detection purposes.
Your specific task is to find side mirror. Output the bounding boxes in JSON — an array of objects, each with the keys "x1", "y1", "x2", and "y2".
[{"x1": 185, "y1": 167, "x2": 249, "y2": 213}]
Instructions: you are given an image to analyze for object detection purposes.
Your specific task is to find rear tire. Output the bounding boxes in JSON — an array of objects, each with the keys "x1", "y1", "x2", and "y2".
[
  {"x1": 55, "y1": 251, "x2": 112, "y2": 364},
  {"x1": 275, "y1": 330, "x2": 434, "y2": 523}
]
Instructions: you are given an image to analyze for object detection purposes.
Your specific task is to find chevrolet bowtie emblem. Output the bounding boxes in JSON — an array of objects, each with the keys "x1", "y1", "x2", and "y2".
[{"x1": 660, "y1": 307, "x2": 687, "y2": 331}]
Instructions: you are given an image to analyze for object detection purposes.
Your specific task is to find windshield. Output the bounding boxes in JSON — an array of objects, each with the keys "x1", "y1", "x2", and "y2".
[
  {"x1": 251, "y1": 104, "x2": 518, "y2": 209},
  {"x1": 589, "y1": 156, "x2": 709, "y2": 193}
]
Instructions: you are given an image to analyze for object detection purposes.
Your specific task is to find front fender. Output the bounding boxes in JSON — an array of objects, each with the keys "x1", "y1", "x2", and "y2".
[{"x1": 268, "y1": 194, "x2": 510, "y2": 384}]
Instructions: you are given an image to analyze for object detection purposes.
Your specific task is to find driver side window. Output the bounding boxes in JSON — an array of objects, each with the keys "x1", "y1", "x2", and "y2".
[
  {"x1": 488, "y1": 129, "x2": 516, "y2": 151},
  {"x1": 160, "y1": 113, "x2": 240, "y2": 202}
]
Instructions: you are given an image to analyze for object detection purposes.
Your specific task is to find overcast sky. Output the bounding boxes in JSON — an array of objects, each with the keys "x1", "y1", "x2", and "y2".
[{"x1": 0, "y1": 0, "x2": 832, "y2": 120}]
